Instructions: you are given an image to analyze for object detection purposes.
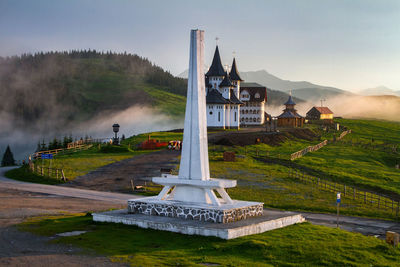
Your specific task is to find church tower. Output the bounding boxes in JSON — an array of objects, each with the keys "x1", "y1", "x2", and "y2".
[
  {"x1": 229, "y1": 58, "x2": 243, "y2": 98},
  {"x1": 206, "y1": 46, "x2": 225, "y2": 92}
]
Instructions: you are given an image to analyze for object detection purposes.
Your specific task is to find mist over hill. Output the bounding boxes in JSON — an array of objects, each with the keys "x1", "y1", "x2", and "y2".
[
  {"x1": 0, "y1": 50, "x2": 187, "y2": 159},
  {"x1": 0, "y1": 50, "x2": 187, "y2": 130},
  {"x1": 359, "y1": 86, "x2": 400, "y2": 96}
]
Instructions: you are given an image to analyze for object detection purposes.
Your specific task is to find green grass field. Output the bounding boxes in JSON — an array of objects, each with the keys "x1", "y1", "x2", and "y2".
[
  {"x1": 6, "y1": 145, "x2": 153, "y2": 182},
  {"x1": 7, "y1": 119, "x2": 399, "y2": 220},
  {"x1": 19, "y1": 214, "x2": 400, "y2": 266}
]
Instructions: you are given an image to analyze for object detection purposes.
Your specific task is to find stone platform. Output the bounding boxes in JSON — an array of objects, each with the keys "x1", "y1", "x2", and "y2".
[
  {"x1": 127, "y1": 197, "x2": 263, "y2": 223},
  {"x1": 92, "y1": 209, "x2": 305, "y2": 239}
]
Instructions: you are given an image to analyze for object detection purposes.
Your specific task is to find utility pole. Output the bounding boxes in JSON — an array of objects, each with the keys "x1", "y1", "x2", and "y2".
[
  {"x1": 320, "y1": 99, "x2": 326, "y2": 107},
  {"x1": 336, "y1": 192, "x2": 341, "y2": 228}
]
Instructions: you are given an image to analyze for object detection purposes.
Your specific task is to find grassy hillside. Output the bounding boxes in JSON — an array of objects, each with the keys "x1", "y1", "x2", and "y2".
[
  {"x1": 0, "y1": 50, "x2": 187, "y2": 131},
  {"x1": 20, "y1": 215, "x2": 400, "y2": 266}
]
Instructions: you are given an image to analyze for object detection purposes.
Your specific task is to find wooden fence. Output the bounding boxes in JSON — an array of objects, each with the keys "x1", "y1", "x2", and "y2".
[
  {"x1": 290, "y1": 140, "x2": 328, "y2": 161},
  {"x1": 288, "y1": 168, "x2": 400, "y2": 216},
  {"x1": 29, "y1": 162, "x2": 67, "y2": 181},
  {"x1": 32, "y1": 144, "x2": 93, "y2": 159},
  {"x1": 337, "y1": 129, "x2": 352, "y2": 141}
]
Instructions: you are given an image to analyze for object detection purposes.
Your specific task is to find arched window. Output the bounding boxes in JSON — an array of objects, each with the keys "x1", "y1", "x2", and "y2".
[
  {"x1": 245, "y1": 110, "x2": 248, "y2": 114},
  {"x1": 245, "y1": 118, "x2": 249, "y2": 122},
  {"x1": 257, "y1": 118, "x2": 261, "y2": 122},
  {"x1": 255, "y1": 93, "x2": 260, "y2": 99},
  {"x1": 253, "y1": 118, "x2": 257, "y2": 122}
]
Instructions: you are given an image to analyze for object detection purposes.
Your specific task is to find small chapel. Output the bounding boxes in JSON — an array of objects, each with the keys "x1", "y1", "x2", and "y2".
[
  {"x1": 277, "y1": 94, "x2": 304, "y2": 127},
  {"x1": 205, "y1": 46, "x2": 267, "y2": 129}
]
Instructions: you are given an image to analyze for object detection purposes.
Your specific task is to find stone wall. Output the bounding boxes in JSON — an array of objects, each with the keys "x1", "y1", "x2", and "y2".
[{"x1": 127, "y1": 201, "x2": 263, "y2": 223}]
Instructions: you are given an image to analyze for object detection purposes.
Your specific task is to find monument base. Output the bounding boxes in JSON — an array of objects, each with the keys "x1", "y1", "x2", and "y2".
[
  {"x1": 92, "y1": 209, "x2": 305, "y2": 239},
  {"x1": 127, "y1": 197, "x2": 263, "y2": 223}
]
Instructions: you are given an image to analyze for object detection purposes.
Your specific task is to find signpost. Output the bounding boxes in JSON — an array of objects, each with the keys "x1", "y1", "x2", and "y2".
[
  {"x1": 336, "y1": 192, "x2": 341, "y2": 228},
  {"x1": 41, "y1": 154, "x2": 53, "y2": 159}
]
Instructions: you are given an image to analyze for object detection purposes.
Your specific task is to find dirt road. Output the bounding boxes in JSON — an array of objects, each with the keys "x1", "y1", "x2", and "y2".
[
  {"x1": 65, "y1": 149, "x2": 180, "y2": 193},
  {"x1": 0, "y1": 167, "x2": 128, "y2": 266}
]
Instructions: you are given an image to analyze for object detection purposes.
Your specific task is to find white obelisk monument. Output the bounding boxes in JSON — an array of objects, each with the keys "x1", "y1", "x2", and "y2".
[{"x1": 152, "y1": 29, "x2": 235, "y2": 206}]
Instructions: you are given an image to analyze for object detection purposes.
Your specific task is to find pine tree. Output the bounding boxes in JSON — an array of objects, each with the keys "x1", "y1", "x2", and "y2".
[
  {"x1": 36, "y1": 141, "x2": 41, "y2": 152},
  {"x1": 1, "y1": 145, "x2": 16, "y2": 166},
  {"x1": 62, "y1": 136, "x2": 69, "y2": 148},
  {"x1": 40, "y1": 140, "x2": 47, "y2": 151}
]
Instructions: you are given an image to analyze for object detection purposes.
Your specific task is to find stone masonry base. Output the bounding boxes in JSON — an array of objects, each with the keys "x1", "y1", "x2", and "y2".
[{"x1": 127, "y1": 197, "x2": 264, "y2": 223}]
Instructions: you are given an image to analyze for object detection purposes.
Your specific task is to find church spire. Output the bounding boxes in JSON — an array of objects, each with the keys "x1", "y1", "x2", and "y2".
[
  {"x1": 205, "y1": 46, "x2": 225, "y2": 77},
  {"x1": 229, "y1": 58, "x2": 243, "y2": 81}
]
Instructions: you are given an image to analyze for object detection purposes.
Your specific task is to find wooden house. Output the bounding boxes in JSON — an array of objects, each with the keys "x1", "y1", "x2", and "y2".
[{"x1": 306, "y1": 107, "x2": 334, "y2": 122}]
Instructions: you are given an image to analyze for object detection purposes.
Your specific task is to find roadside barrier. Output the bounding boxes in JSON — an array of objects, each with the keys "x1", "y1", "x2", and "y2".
[{"x1": 288, "y1": 168, "x2": 400, "y2": 217}]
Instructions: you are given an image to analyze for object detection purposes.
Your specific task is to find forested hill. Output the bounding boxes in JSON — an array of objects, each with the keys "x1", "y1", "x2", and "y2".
[{"x1": 0, "y1": 50, "x2": 187, "y2": 131}]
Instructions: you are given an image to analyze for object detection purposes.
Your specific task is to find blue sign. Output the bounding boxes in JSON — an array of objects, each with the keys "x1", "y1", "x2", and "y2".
[
  {"x1": 41, "y1": 154, "x2": 53, "y2": 159},
  {"x1": 336, "y1": 193, "x2": 341, "y2": 203}
]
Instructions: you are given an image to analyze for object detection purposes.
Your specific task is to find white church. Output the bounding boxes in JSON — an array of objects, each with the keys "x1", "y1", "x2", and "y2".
[{"x1": 205, "y1": 46, "x2": 267, "y2": 129}]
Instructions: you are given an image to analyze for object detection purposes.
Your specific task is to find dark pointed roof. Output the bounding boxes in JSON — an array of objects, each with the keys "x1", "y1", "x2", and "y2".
[
  {"x1": 229, "y1": 89, "x2": 243, "y2": 105},
  {"x1": 284, "y1": 95, "x2": 296, "y2": 105},
  {"x1": 229, "y1": 58, "x2": 243, "y2": 81},
  {"x1": 219, "y1": 72, "x2": 234, "y2": 87},
  {"x1": 205, "y1": 46, "x2": 225, "y2": 77},
  {"x1": 206, "y1": 89, "x2": 230, "y2": 104},
  {"x1": 277, "y1": 110, "x2": 303, "y2": 119}
]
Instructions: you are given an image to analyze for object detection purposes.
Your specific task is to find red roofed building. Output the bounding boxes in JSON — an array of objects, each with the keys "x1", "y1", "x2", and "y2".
[{"x1": 306, "y1": 106, "x2": 334, "y2": 121}]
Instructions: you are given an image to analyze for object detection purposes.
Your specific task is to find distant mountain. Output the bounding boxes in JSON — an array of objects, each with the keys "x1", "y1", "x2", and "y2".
[
  {"x1": 267, "y1": 88, "x2": 304, "y2": 106},
  {"x1": 177, "y1": 69, "x2": 353, "y2": 102},
  {"x1": 290, "y1": 87, "x2": 353, "y2": 102},
  {"x1": 359, "y1": 86, "x2": 400, "y2": 96},
  {"x1": 239, "y1": 70, "x2": 353, "y2": 101}
]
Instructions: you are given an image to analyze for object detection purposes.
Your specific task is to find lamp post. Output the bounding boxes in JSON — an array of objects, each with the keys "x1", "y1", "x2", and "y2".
[{"x1": 112, "y1": 123, "x2": 120, "y2": 145}]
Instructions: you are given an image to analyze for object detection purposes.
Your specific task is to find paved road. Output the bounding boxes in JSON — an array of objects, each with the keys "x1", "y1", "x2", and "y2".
[
  {"x1": 1, "y1": 166, "x2": 399, "y2": 239},
  {"x1": 0, "y1": 167, "x2": 139, "y2": 204}
]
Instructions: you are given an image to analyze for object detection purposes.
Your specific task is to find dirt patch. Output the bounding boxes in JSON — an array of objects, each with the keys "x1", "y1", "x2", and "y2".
[
  {"x1": 210, "y1": 128, "x2": 320, "y2": 146},
  {"x1": 0, "y1": 188, "x2": 125, "y2": 266},
  {"x1": 64, "y1": 149, "x2": 180, "y2": 193}
]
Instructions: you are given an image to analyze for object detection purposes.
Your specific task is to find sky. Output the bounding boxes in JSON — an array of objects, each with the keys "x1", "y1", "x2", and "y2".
[{"x1": 1, "y1": 0, "x2": 399, "y2": 91}]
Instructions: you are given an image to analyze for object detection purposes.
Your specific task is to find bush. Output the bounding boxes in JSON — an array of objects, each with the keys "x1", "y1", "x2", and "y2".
[{"x1": 99, "y1": 145, "x2": 129, "y2": 153}]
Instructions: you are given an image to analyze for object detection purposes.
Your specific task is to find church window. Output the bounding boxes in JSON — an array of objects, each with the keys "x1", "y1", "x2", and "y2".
[
  {"x1": 218, "y1": 112, "x2": 220, "y2": 122},
  {"x1": 234, "y1": 112, "x2": 237, "y2": 122}
]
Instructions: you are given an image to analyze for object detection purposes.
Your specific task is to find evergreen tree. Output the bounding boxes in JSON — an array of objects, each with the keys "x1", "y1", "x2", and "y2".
[
  {"x1": 121, "y1": 134, "x2": 126, "y2": 141},
  {"x1": 36, "y1": 141, "x2": 41, "y2": 152},
  {"x1": 1, "y1": 145, "x2": 15, "y2": 166},
  {"x1": 62, "y1": 136, "x2": 69, "y2": 148},
  {"x1": 40, "y1": 140, "x2": 47, "y2": 151}
]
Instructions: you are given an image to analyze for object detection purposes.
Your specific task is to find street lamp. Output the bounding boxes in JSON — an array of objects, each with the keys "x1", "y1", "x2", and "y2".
[{"x1": 112, "y1": 123, "x2": 120, "y2": 145}]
